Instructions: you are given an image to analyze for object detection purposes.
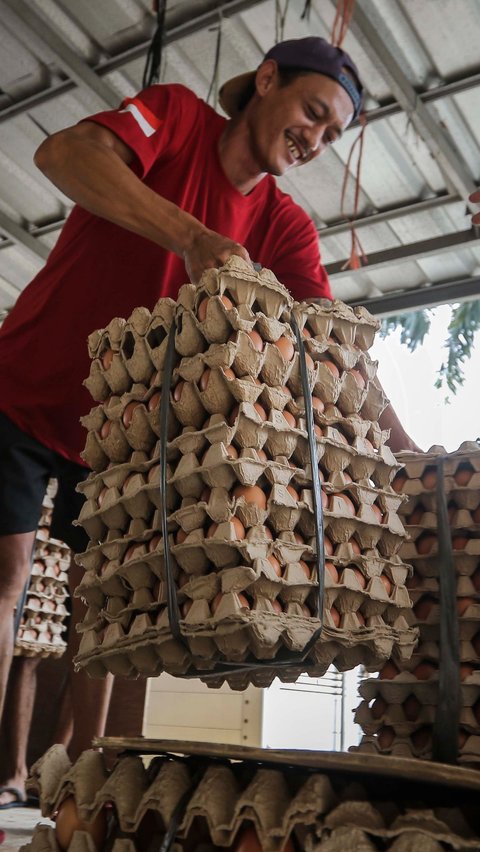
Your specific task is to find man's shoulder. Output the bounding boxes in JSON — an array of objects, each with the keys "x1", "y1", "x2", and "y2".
[{"x1": 264, "y1": 178, "x2": 314, "y2": 227}]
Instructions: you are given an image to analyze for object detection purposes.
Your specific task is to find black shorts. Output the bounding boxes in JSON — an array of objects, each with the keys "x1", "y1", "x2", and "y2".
[{"x1": 0, "y1": 410, "x2": 89, "y2": 553}]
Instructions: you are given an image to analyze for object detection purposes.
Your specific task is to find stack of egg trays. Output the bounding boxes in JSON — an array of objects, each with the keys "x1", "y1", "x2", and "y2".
[
  {"x1": 355, "y1": 442, "x2": 480, "y2": 767},
  {"x1": 15, "y1": 479, "x2": 70, "y2": 658},
  {"x1": 23, "y1": 743, "x2": 480, "y2": 852},
  {"x1": 74, "y1": 257, "x2": 417, "y2": 690}
]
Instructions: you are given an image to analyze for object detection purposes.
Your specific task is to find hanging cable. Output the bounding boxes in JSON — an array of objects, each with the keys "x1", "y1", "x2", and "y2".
[
  {"x1": 206, "y1": 10, "x2": 223, "y2": 107},
  {"x1": 143, "y1": 0, "x2": 167, "y2": 89},
  {"x1": 340, "y1": 113, "x2": 368, "y2": 270},
  {"x1": 331, "y1": 0, "x2": 356, "y2": 48},
  {"x1": 300, "y1": 0, "x2": 312, "y2": 21},
  {"x1": 275, "y1": 0, "x2": 291, "y2": 43}
]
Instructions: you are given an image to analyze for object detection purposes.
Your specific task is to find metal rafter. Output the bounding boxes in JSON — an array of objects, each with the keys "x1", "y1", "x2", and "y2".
[
  {"x1": 3, "y1": 0, "x2": 120, "y2": 109},
  {"x1": 345, "y1": 275, "x2": 480, "y2": 315},
  {"x1": 0, "y1": 210, "x2": 49, "y2": 261},
  {"x1": 351, "y1": 1, "x2": 478, "y2": 212},
  {"x1": 326, "y1": 229, "x2": 480, "y2": 277}
]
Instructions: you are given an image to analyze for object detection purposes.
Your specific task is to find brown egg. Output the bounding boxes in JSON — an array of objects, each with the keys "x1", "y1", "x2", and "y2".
[
  {"x1": 377, "y1": 726, "x2": 395, "y2": 750},
  {"x1": 413, "y1": 660, "x2": 437, "y2": 681},
  {"x1": 330, "y1": 605, "x2": 341, "y2": 627},
  {"x1": 147, "y1": 465, "x2": 158, "y2": 483},
  {"x1": 264, "y1": 526, "x2": 274, "y2": 540},
  {"x1": 421, "y1": 467, "x2": 437, "y2": 490},
  {"x1": 314, "y1": 424, "x2": 324, "y2": 439},
  {"x1": 199, "y1": 369, "x2": 211, "y2": 391},
  {"x1": 298, "y1": 560, "x2": 311, "y2": 579},
  {"x1": 311, "y1": 396, "x2": 325, "y2": 414},
  {"x1": 324, "y1": 535, "x2": 334, "y2": 556},
  {"x1": 321, "y1": 359, "x2": 340, "y2": 378},
  {"x1": 452, "y1": 534, "x2": 469, "y2": 550},
  {"x1": 379, "y1": 574, "x2": 392, "y2": 596},
  {"x1": 123, "y1": 400, "x2": 140, "y2": 427},
  {"x1": 356, "y1": 610, "x2": 366, "y2": 626},
  {"x1": 305, "y1": 352, "x2": 315, "y2": 371},
  {"x1": 272, "y1": 599, "x2": 283, "y2": 614},
  {"x1": 392, "y1": 470, "x2": 408, "y2": 493},
  {"x1": 371, "y1": 503, "x2": 384, "y2": 523},
  {"x1": 408, "y1": 505, "x2": 425, "y2": 525},
  {"x1": 231, "y1": 517, "x2": 246, "y2": 539},
  {"x1": 282, "y1": 410, "x2": 296, "y2": 428},
  {"x1": 55, "y1": 797, "x2": 107, "y2": 852},
  {"x1": 148, "y1": 391, "x2": 161, "y2": 412},
  {"x1": 379, "y1": 660, "x2": 400, "y2": 680},
  {"x1": 274, "y1": 336, "x2": 294, "y2": 361},
  {"x1": 175, "y1": 528, "x2": 188, "y2": 545},
  {"x1": 348, "y1": 538, "x2": 362, "y2": 555},
  {"x1": 97, "y1": 487, "x2": 108, "y2": 507},
  {"x1": 233, "y1": 485, "x2": 267, "y2": 510},
  {"x1": 457, "y1": 597, "x2": 474, "y2": 617},
  {"x1": 100, "y1": 420, "x2": 111, "y2": 439},
  {"x1": 173, "y1": 381, "x2": 185, "y2": 402},
  {"x1": 101, "y1": 348, "x2": 114, "y2": 370},
  {"x1": 454, "y1": 465, "x2": 474, "y2": 486},
  {"x1": 411, "y1": 726, "x2": 432, "y2": 751},
  {"x1": 413, "y1": 595, "x2": 437, "y2": 621},
  {"x1": 416, "y1": 533, "x2": 437, "y2": 555},
  {"x1": 302, "y1": 326, "x2": 312, "y2": 339},
  {"x1": 325, "y1": 561, "x2": 339, "y2": 583},
  {"x1": 223, "y1": 367, "x2": 236, "y2": 381},
  {"x1": 403, "y1": 694, "x2": 421, "y2": 722},
  {"x1": 460, "y1": 663, "x2": 475, "y2": 681},
  {"x1": 257, "y1": 448, "x2": 268, "y2": 462},
  {"x1": 321, "y1": 489, "x2": 328, "y2": 510},
  {"x1": 200, "y1": 486, "x2": 211, "y2": 503},
  {"x1": 267, "y1": 555, "x2": 282, "y2": 577},
  {"x1": 254, "y1": 402, "x2": 267, "y2": 421},
  {"x1": 177, "y1": 571, "x2": 190, "y2": 588},
  {"x1": 287, "y1": 484, "x2": 300, "y2": 501},
  {"x1": 302, "y1": 603, "x2": 312, "y2": 617},
  {"x1": 351, "y1": 567, "x2": 366, "y2": 589},
  {"x1": 330, "y1": 492, "x2": 356, "y2": 516},
  {"x1": 207, "y1": 523, "x2": 218, "y2": 538},
  {"x1": 247, "y1": 330, "x2": 264, "y2": 351},
  {"x1": 226, "y1": 444, "x2": 239, "y2": 460},
  {"x1": 197, "y1": 294, "x2": 233, "y2": 321},
  {"x1": 181, "y1": 599, "x2": 193, "y2": 618},
  {"x1": 281, "y1": 385, "x2": 292, "y2": 397},
  {"x1": 371, "y1": 696, "x2": 388, "y2": 720},
  {"x1": 350, "y1": 369, "x2": 365, "y2": 389},
  {"x1": 234, "y1": 826, "x2": 294, "y2": 852},
  {"x1": 294, "y1": 531, "x2": 304, "y2": 544}
]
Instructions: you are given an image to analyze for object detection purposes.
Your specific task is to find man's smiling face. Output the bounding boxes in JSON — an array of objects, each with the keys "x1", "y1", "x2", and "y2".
[{"x1": 246, "y1": 61, "x2": 354, "y2": 176}]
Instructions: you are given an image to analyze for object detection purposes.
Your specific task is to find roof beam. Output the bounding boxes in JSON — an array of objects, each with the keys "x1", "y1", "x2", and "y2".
[
  {"x1": 319, "y1": 194, "x2": 457, "y2": 238},
  {"x1": 345, "y1": 275, "x2": 480, "y2": 316},
  {"x1": 326, "y1": 229, "x2": 480, "y2": 277},
  {"x1": 350, "y1": 2, "x2": 477, "y2": 212},
  {"x1": 0, "y1": 210, "x2": 49, "y2": 262},
  {"x1": 3, "y1": 0, "x2": 120, "y2": 109}
]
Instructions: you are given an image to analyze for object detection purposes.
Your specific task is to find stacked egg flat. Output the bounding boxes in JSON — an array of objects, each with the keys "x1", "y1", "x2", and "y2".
[
  {"x1": 355, "y1": 442, "x2": 480, "y2": 767},
  {"x1": 74, "y1": 258, "x2": 416, "y2": 689},
  {"x1": 24, "y1": 742, "x2": 480, "y2": 851},
  {"x1": 15, "y1": 479, "x2": 70, "y2": 658}
]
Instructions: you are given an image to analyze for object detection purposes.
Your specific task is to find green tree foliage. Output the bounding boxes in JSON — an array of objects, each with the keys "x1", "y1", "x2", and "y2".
[{"x1": 379, "y1": 300, "x2": 480, "y2": 397}]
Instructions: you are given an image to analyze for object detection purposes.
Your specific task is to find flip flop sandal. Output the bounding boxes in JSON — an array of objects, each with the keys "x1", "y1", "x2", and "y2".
[{"x1": 0, "y1": 786, "x2": 28, "y2": 810}]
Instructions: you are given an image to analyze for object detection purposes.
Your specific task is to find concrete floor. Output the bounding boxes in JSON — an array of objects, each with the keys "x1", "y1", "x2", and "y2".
[{"x1": 0, "y1": 807, "x2": 47, "y2": 851}]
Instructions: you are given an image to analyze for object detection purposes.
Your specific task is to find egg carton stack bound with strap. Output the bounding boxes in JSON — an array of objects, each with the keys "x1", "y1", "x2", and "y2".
[
  {"x1": 22, "y1": 743, "x2": 480, "y2": 851},
  {"x1": 15, "y1": 479, "x2": 70, "y2": 658},
  {"x1": 74, "y1": 257, "x2": 417, "y2": 689},
  {"x1": 354, "y1": 442, "x2": 480, "y2": 767}
]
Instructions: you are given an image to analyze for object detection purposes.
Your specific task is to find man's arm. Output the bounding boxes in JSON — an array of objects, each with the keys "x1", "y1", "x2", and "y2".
[
  {"x1": 34, "y1": 121, "x2": 250, "y2": 284},
  {"x1": 378, "y1": 400, "x2": 422, "y2": 453}
]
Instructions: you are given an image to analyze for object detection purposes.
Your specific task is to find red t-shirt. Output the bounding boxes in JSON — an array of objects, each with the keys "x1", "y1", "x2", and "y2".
[{"x1": 0, "y1": 84, "x2": 331, "y2": 466}]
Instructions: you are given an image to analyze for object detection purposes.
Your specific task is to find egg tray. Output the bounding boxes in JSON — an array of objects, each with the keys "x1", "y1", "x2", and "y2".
[
  {"x1": 398, "y1": 486, "x2": 480, "y2": 518},
  {"x1": 399, "y1": 539, "x2": 480, "y2": 577},
  {"x1": 406, "y1": 573, "x2": 480, "y2": 602},
  {"x1": 14, "y1": 632, "x2": 66, "y2": 659},
  {"x1": 396, "y1": 442, "x2": 480, "y2": 480},
  {"x1": 358, "y1": 673, "x2": 480, "y2": 706},
  {"x1": 354, "y1": 697, "x2": 480, "y2": 738},
  {"x1": 85, "y1": 299, "x2": 175, "y2": 401},
  {"x1": 23, "y1": 743, "x2": 480, "y2": 852},
  {"x1": 354, "y1": 732, "x2": 480, "y2": 769},
  {"x1": 292, "y1": 300, "x2": 380, "y2": 352},
  {"x1": 390, "y1": 636, "x2": 480, "y2": 669}
]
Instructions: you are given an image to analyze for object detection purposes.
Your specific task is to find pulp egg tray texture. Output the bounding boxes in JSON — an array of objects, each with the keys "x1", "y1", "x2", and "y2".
[
  {"x1": 74, "y1": 258, "x2": 417, "y2": 689},
  {"x1": 22, "y1": 744, "x2": 480, "y2": 852},
  {"x1": 355, "y1": 444, "x2": 480, "y2": 766},
  {"x1": 15, "y1": 480, "x2": 70, "y2": 659}
]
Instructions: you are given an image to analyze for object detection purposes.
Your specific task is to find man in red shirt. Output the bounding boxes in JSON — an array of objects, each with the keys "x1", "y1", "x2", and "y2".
[{"x1": 0, "y1": 36, "x2": 399, "y2": 802}]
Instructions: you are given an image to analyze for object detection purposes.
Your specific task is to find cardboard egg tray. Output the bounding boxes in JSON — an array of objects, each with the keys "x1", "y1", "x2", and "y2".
[
  {"x1": 355, "y1": 443, "x2": 480, "y2": 766},
  {"x1": 15, "y1": 480, "x2": 70, "y2": 659},
  {"x1": 74, "y1": 258, "x2": 416, "y2": 688},
  {"x1": 22, "y1": 741, "x2": 480, "y2": 851}
]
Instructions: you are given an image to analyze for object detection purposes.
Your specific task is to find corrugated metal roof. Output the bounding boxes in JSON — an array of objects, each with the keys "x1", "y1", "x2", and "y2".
[{"x1": 0, "y1": 0, "x2": 479, "y2": 316}]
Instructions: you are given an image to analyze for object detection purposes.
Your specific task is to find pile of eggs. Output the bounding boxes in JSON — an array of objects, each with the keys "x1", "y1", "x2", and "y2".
[
  {"x1": 74, "y1": 257, "x2": 416, "y2": 689},
  {"x1": 15, "y1": 479, "x2": 70, "y2": 658},
  {"x1": 355, "y1": 442, "x2": 480, "y2": 766},
  {"x1": 25, "y1": 742, "x2": 480, "y2": 852}
]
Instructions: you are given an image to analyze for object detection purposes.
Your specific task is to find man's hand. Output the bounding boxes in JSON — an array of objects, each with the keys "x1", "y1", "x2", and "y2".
[
  {"x1": 470, "y1": 190, "x2": 480, "y2": 226},
  {"x1": 184, "y1": 228, "x2": 252, "y2": 284}
]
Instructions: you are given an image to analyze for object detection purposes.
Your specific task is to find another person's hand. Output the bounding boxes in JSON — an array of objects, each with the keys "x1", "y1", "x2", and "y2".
[
  {"x1": 470, "y1": 189, "x2": 480, "y2": 226},
  {"x1": 184, "y1": 228, "x2": 252, "y2": 284}
]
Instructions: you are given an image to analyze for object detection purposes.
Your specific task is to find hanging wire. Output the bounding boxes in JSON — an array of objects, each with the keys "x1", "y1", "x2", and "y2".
[
  {"x1": 340, "y1": 113, "x2": 368, "y2": 270},
  {"x1": 206, "y1": 11, "x2": 223, "y2": 106},
  {"x1": 275, "y1": 0, "x2": 291, "y2": 43},
  {"x1": 300, "y1": 0, "x2": 312, "y2": 21},
  {"x1": 143, "y1": 0, "x2": 167, "y2": 89},
  {"x1": 331, "y1": 0, "x2": 356, "y2": 48}
]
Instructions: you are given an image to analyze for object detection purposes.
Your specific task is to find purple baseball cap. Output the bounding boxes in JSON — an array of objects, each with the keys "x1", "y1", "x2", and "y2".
[{"x1": 219, "y1": 36, "x2": 363, "y2": 121}]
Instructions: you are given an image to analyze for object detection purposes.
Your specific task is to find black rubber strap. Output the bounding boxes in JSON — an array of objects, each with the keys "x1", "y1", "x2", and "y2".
[
  {"x1": 158, "y1": 311, "x2": 325, "y2": 674},
  {"x1": 431, "y1": 457, "x2": 461, "y2": 764}
]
